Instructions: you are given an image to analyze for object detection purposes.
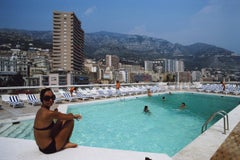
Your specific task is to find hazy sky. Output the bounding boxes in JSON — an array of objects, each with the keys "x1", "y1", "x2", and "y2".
[{"x1": 1, "y1": 0, "x2": 240, "y2": 53}]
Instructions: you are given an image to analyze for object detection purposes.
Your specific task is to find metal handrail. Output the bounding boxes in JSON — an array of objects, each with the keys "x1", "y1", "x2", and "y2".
[{"x1": 201, "y1": 110, "x2": 229, "y2": 134}]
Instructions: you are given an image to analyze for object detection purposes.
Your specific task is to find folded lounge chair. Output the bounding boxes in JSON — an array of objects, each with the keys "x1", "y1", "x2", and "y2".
[{"x1": 9, "y1": 95, "x2": 24, "y2": 108}]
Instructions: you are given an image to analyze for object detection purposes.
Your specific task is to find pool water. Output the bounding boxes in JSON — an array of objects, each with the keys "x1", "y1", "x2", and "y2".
[
  {"x1": 68, "y1": 93, "x2": 240, "y2": 156},
  {"x1": 0, "y1": 120, "x2": 34, "y2": 140},
  {"x1": 0, "y1": 93, "x2": 239, "y2": 156}
]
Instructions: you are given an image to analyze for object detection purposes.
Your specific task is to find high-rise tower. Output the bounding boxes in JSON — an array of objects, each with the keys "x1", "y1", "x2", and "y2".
[{"x1": 52, "y1": 11, "x2": 84, "y2": 73}]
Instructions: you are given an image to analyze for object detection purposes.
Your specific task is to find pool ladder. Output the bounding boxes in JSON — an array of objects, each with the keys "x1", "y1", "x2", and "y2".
[{"x1": 201, "y1": 110, "x2": 229, "y2": 134}]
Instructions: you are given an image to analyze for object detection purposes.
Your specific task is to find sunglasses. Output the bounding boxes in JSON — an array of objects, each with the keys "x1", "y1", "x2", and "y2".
[{"x1": 43, "y1": 95, "x2": 56, "y2": 101}]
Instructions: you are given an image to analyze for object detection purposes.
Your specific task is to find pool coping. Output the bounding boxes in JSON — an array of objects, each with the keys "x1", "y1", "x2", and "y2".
[
  {"x1": 0, "y1": 91, "x2": 239, "y2": 160},
  {"x1": 0, "y1": 137, "x2": 172, "y2": 160}
]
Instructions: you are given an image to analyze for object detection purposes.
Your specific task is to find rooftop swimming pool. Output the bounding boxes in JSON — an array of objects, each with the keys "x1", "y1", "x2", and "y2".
[
  {"x1": 0, "y1": 92, "x2": 239, "y2": 157},
  {"x1": 69, "y1": 93, "x2": 239, "y2": 156}
]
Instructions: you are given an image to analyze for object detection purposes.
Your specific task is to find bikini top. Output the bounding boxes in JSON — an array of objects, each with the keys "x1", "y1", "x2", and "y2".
[{"x1": 34, "y1": 121, "x2": 54, "y2": 131}]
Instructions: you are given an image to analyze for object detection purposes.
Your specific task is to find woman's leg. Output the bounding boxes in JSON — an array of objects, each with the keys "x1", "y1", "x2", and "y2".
[
  {"x1": 54, "y1": 119, "x2": 77, "y2": 151},
  {"x1": 51, "y1": 120, "x2": 63, "y2": 137}
]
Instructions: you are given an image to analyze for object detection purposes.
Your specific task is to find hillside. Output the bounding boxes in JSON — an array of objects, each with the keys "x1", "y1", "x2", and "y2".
[
  {"x1": 0, "y1": 28, "x2": 52, "y2": 50},
  {"x1": 1, "y1": 29, "x2": 238, "y2": 71},
  {"x1": 84, "y1": 31, "x2": 234, "y2": 70}
]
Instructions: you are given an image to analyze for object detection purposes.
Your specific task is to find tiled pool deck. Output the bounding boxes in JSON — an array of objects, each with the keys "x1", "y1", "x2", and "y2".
[
  {"x1": 0, "y1": 91, "x2": 240, "y2": 160},
  {"x1": 210, "y1": 121, "x2": 240, "y2": 160}
]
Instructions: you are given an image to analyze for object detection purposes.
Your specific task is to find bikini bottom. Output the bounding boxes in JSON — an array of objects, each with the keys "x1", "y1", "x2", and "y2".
[{"x1": 39, "y1": 139, "x2": 57, "y2": 154}]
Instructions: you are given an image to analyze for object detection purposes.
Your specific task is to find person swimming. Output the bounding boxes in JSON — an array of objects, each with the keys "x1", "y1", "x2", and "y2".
[
  {"x1": 162, "y1": 96, "x2": 166, "y2": 101},
  {"x1": 179, "y1": 102, "x2": 186, "y2": 109},
  {"x1": 143, "y1": 105, "x2": 151, "y2": 114}
]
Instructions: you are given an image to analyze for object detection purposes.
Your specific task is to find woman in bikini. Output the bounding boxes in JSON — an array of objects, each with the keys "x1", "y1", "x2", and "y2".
[{"x1": 34, "y1": 88, "x2": 82, "y2": 154}]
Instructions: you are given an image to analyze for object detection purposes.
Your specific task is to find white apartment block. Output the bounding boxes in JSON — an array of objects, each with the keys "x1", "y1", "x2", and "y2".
[
  {"x1": 106, "y1": 55, "x2": 119, "y2": 70},
  {"x1": 144, "y1": 59, "x2": 184, "y2": 73}
]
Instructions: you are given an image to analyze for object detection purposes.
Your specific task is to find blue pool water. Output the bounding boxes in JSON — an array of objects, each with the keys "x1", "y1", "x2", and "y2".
[
  {"x1": 0, "y1": 93, "x2": 239, "y2": 156},
  {"x1": 68, "y1": 93, "x2": 240, "y2": 156}
]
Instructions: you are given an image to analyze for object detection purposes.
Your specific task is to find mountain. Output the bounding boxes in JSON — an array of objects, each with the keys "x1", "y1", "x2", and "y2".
[
  {"x1": 85, "y1": 31, "x2": 232, "y2": 57},
  {"x1": 84, "y1": 31, "x2": 234, "y2": 70},
  {"x1": 0, "y1": 29, "x2": 238, "y2": 71}
]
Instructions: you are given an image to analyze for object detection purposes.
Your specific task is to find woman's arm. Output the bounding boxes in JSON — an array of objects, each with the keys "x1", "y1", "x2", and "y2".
[{"x1": 49, "y1": 110, "x2": 82, "y2": 121}]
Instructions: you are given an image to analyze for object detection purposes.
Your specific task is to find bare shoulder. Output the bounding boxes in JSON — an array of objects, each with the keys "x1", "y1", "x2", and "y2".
[{"x1": 37, "y1": 108, "x2": 55, "y2": 121}]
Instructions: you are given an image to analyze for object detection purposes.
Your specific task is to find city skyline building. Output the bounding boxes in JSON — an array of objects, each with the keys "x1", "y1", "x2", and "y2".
[
  {"x1": 52, "y1": 11, "x2": 84, "y2": 73},
  {"x1": 144, "y1": 61, "x2": 153, "y2": 72},
  {"x1": 165, "y1": 59, "x2": 184, "y2": 73},
  {"x1": 105, "y1": 55, "x2": 120, "y2": 70},
  {"x1": 144, "y1": 59, "x2": 184, "y2": 73}
]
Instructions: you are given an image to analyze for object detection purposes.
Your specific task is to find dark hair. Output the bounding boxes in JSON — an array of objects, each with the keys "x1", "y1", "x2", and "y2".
[
  {"x1": 40, "y1": 88, "x2": 53, "y2": 102},
  {"x1": 144, "y1": 105, "x2": 148, "y2": 110}
]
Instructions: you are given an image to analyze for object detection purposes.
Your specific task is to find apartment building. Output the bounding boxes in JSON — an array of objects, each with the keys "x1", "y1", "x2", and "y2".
[
  {"x1": 106, "y1": 55, "x2": 119, "y2": 70},
  {"x1": 164, "y1": 59, "x2": 184, "y2": 73},
  {"x1": 52, "y1": 11, "x2": 84, "y2": 73},
  {"x1": 144, "y1": 59, "x2": 184, "y2": 73}
]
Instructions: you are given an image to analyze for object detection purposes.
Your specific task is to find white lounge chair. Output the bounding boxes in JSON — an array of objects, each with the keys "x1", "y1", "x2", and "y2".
[
  {"x1": 18, "y1": 94, "x2": 28, "y2": 102},
  {"x1": 62, "y1": 93, "x2": 79, "y2": 102},
  {"x1": 53, "y1": 92, "x2": 65, "y2": 104},
  {"x1": 27, "y1": 94, "x2": 41, "y2": 106},
  {"x1": 80, "y1": 89, "x2": 102, "y2": 100},
  {"x1": 9, "y1": 95, "x2": 24, "y2": 108},
  {"x1": 75, "y1": 92, "x2": 89, "y2": 100},
  {"x1": 97, "y1": 90, "x2": 111, "y2": 98},
  {"x1": 1, "y1": 95, "x2": 10, "y2": 104}
]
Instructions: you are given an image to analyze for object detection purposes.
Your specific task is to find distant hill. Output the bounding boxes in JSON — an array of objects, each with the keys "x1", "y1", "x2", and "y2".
[
  {"x1": 85, "y1": 31, "x2": 232, "y2": 57},
  {"x1": 0, "y1": 28, "x2": 52, "y2": 50},
  {"x1": 1, "y1": 28, "x2": 239, "y2": 71},
  {"x1": 84, "y1": 31, "x2": 234, "y2": 69}
]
